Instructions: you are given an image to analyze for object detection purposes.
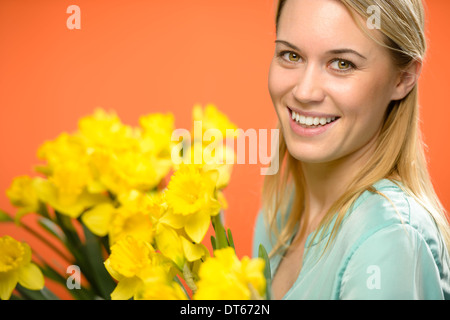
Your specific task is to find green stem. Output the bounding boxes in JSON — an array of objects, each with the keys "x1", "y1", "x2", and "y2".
[
  {"x1": 20, "y1": 221, "x2": 73, "y2": 263},
  {"x1": 211, "y1": 213, "x2": 229, "y2": 250},
  {"x1": 182, "y1": 263, "x2": 198, "y2": 293}
]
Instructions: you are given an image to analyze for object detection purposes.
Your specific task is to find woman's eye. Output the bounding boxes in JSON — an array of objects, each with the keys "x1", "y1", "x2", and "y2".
[
  {"x1": 282, "y1": 51, "x2": 301, "y2": 62},
  {"x1": 330, "y1": 59, "x2": 355, "y2": 72}
]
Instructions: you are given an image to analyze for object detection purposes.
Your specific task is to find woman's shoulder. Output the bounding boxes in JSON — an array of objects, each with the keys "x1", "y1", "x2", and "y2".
[
  {"x1": 253, "y1": 178, "x2": 443, "y2": 257},
  {"x1": 349, "y1": 179, "x2": 442, "y2": 244},
  {"x1": 337, "y1": 179, "x2": 450, "y2": 299}
]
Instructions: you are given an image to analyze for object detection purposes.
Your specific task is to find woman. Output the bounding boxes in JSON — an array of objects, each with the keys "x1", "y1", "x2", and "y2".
[{"x1": 252, "y1": 0, "x2": 450, "y2": 299}]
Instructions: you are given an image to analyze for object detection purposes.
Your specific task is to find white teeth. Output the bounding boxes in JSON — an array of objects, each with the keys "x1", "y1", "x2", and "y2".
[
  {"x1": 300, "y1": 115, "x2": 306, "y2": 123},
  {"x1": 291, "y1": 110, "x2": 337, "y2": 127}
]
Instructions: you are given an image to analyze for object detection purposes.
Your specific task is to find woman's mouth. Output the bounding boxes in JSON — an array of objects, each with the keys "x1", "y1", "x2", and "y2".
[
  {"x1": 287, "y1": 107, "x2": 340, "y2": 137},
  {"x1": 289, "y1": 108, "x2": 340, "y2": 129}
]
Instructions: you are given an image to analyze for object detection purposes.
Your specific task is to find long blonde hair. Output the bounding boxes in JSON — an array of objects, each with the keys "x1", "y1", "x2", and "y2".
[{"x1": 263, "y1": 0, "x2": 450, "y2": 256}]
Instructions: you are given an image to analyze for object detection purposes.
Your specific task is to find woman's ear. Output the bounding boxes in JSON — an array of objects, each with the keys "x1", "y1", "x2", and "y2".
[{"x1": 390, "y1": 60, "x2": 422, "y2": 101}]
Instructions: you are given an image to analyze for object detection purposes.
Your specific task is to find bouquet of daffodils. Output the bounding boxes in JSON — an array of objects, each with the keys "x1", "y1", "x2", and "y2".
[{"x1": 0, "y1": 105, "x2": 271, "y2": 300}]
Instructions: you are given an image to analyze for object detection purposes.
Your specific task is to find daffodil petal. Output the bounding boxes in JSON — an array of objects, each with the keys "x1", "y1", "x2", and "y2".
[
  {"x1": 33, "y1": 178, "x2": 56, "y2": 208},
  {"x1": 0, "y1": 271, "x2": 18, "y2": 300},
  {"x1": 216, "y1": 190, "x2": 228, "y2": 210},
  {"x1": 81, "y1": 202, "x2": 115, "y2": 236},
  {"x1": 65, "y1": 190, "x2": 109, "y2": 218},
  {"x1": 21, "y1": 242, "x2": 32, "y2": 266},
  {"x1": 181, "y1": 236, "x2": 209, "y2": 262},
  {"x1": 185, "y1": 212, "x2": 211, "y2": 244},
  {"x1": 155, "y1": 224, "x2": 184, "y2": 268},
  {"x1": 203, "y1": 168, "x2": 219, "y2": 187},
  {"x1": 34, "y1": 178, "x2": 108, "y2": 218},
  {"x1": 240, "y1": 257, "x2": 266, "y2": 295},
  {"x1": 18, "y1": 262, "x2": 44, "y2": 291},
  {"x1": 110, "y1": 277, "x2": 141, "y2": 300},
  {"x1": 158, "y1": 211, "x2": 186, "y2": 229},
  {"x1": 104, "y1": 258, "x2": 124, "y2": 281}
]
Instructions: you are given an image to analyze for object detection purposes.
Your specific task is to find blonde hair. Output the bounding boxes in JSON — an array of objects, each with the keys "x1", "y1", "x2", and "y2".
[{"x1": 263, "y1": 0, "x2": 450, "y2": 257}]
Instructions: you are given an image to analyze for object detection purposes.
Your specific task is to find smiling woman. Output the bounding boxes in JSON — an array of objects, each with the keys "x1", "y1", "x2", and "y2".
[{"x1": 253, "y1": 0, "x2": 450, "y2": 300}]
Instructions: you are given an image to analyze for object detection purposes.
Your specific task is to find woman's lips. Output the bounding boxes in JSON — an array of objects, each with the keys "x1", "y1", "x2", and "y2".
[{"x1": 287, "y1": 106, "x2": 340, "y2": 137}]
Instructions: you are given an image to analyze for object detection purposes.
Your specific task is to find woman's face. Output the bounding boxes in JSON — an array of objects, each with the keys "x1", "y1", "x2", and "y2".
[{"x1": 268, "y1": 0, "x2": 402, "y2": 165}]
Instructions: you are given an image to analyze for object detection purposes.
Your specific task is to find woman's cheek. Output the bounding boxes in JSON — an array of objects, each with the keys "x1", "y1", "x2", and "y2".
[{"x1": 269, "y1": 62, "x2": 299, "y2": 97}]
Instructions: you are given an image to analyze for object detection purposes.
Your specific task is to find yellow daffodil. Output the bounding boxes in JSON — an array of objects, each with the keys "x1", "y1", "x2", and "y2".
[
  {"x1": 134, "y1": 191, "x2": 209, "y2": 269},
  {"x1": 0, "y1": 236, "x2": 44, "y2": 300},
  {"x1": 82, "y1": 190, "x2": 164, "y2": 244},
  {"x1": 181, "y1": 141, "x2": 235, "y2": 190},
  {"x1": 105, "y1": 236, "x2": 154, "y2": 300},
  {"x1": 154, "y1": 223, "x2": 185, "y2": 269},
  {"x1": 164, "y1": 164, "x2": 221, "y2": 243},
  {"x1": 6, "y1": 176, "x2": 40, "y2": 221},
  {"x1": 139, "y1": 112, "x2": 176, "y2": 158},
  {"x1": 104, "y1": 236, "x2": 183, "y2": 300},
  {"x1": 108, "y1": 206, "x2": 154, "y2": 246},
  {"x1": 178, "y1": 104, "x2": 238, "y2": 191},
  {"x1": 78, "y1": 108, "x2": 139, "y2": 152},
  {"x1": 180, "y1": 235, "x2": 210, "y2": 263},
  {"x1": 2, "y1": 107, "x2": 246, "y2": 301},
  {"x1": 33, "y1": 175, "x2": 108, "y2": 219},
  {"x1": 154, "y1": 219, "x2": 210, "y2": 270},
  {"x1": 77, "y1": 109, "x2": 174, "y2": 197},
  {"x1": 101, "y1": 151, "x2": 172, "y2": 196},
  {"x1": 36, "y1": 132, "x2": 88, "y2": 177},
  {"x1": 134, "y1": 273, "x2": 188, "y2": 300},
  {"x1": 49, "y1": 161, "x2": 93, "y2": 205},
  {"x1": 192, "y1": 104, "x2": 238, "y2": 138},
  {"x1": 193, "y1": 247, "x2": 266, "y2": 300},
  {"x1": 81, "y1": 202, "x2": 116, "y2": 237},
  {"x1": 33, "y1": 132, "x2": 110, "y2": 218},
  {"x1": 77, "y1": 109, "x2": 141, "y2": 194}
]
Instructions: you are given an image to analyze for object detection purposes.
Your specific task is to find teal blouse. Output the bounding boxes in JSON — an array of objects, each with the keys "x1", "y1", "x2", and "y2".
[{"x1": 252, "y1": 179, "x2": 450, "y2": 299}]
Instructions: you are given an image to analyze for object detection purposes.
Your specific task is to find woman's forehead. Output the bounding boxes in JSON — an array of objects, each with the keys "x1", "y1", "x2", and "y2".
[{"x1": 277, "y1": 0, "x2": 383, "y2": 54}]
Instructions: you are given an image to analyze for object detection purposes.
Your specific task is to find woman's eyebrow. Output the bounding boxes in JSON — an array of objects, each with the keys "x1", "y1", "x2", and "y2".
[
  {"x1": 275, "y1": 40, "x2": 301, "y2": 51},
  {"x1": 275, "y1": 40, "x2": 367, "y2": 60},
  {"x1": 326, "y1": 49, "x2": 367, "y2": 60}
]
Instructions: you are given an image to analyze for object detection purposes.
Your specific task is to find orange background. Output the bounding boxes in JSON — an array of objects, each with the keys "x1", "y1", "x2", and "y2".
[{"x1": 0, "y1": 0, "x2": 449, "y2": 297}]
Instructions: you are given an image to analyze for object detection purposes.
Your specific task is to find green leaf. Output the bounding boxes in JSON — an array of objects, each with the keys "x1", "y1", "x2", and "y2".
[
  {"x1": 227, "y1": 228, "x2": 235, "y2": 250},
  {"x1": 38, "y1": 217, "x2": 66, "y2": 242},
  {"x1": 36, "y1": 201, "x2": 51, "y2": 219},
  {"x1": 258, "y1": 244, "x2": 272, "y2": 300},
  {"x1": 211, "y1": 214, "x2": 228, "y2": 250},
  {"x1": 82, "y1": 224, "x2": 116, "y2": 299},
  {"x1": 67, "y1": 287, "x2": 98, "y2": 300},
  {"x1": 40, "y1": 287, "x2": 61, "y2": 300},
  {"x1": 54, "y1": 211, "x2": 102, "y2": 297},
  {"x1": 0, "y1": 209, "x2": 13, "y2": 222},
  {"x1": 54, "y1": 211, "x2": 86, "y2": 265},
  {"x1": 173, "y1": 275, "x2": 191, "y2": 300},
  {"x1": 15, "y1": 284, "x2": 59, "y2": 300},
  {"x1": 41, "y1": 262, "x2": 97, "y2": 300},
  {"x1": 258, "y1": 244, "x2": 271, "y2": 279},
  {"x1": 9, "y1": 293, "x2": 23, "y2": 300},
  {"x1": 40, "y1": 262, "x2": 67, "y2": 285},
  {"x1": 210, "y1": 236, "x2": 216, "y2": 250}
]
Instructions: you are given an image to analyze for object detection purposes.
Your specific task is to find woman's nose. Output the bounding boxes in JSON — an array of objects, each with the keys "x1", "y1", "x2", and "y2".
[{"x1": 291, "y1": 64, "x2": 325, "y2": 104}]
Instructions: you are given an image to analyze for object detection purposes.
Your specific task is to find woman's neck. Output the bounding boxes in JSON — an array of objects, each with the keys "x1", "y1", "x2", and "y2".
[{"x1": 300, "y1": 134, "x2": 379, "y2": 220}]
